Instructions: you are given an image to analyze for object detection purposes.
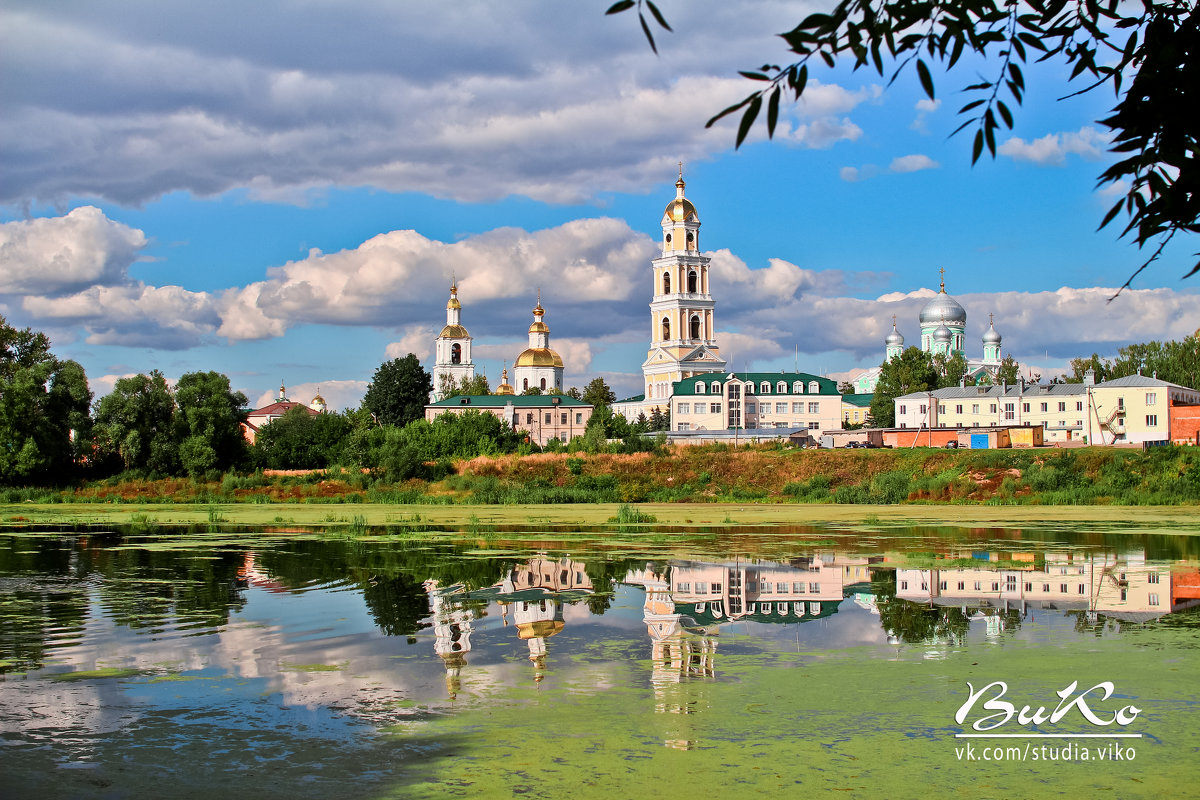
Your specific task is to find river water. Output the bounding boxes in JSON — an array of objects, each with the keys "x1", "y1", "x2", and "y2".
[{"x1": 1, "y1": 521, "x2": 1198, "y2": 798}]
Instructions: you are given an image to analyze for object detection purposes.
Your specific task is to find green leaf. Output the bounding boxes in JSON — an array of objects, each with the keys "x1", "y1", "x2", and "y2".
[
  {"x1": 767, "y1": 86, "x2": 781, "y2": 138},
  {"x1": 645, "y1": 0, "x2": 672, "y2": 31},
  {"x1": 972, "y1": 129, "x2": 984, "y2": 164},
  {"x1": 916, "y1": 59, "x2": 935, "y2": 99},
  {"x1": 705, "y1": 94, "x2": 754, "y2": 128},
  {"x1": 736, "y1": 95, "x2": 763, "y2": 148},
  {"x1": 605, "y1": 1, "x2": 635, "y2": 15},
  {"x1": 958, "y1": 99, "x2": 985, "y2": 114},
  {"x1": 738, "y1": 71, "x2": 772, "y2": 81},
  {"x1": 997, "y1": 101, "x2": 1013, "y2": 128},
  {"x1": 638, "y1": 13, "x2": 658, "y2": 55}
]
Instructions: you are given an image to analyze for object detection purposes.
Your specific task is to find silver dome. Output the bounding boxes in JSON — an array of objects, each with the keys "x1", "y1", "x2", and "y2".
[
  {"x1": 919, "y1": 291, "x2": 967, "y2": 326},
  {"x1": 886, "y1": 326, "x2": 905, "y2": 346},
  {"x1": 933, "y1": 323, "x2": 952, "y2": 342},
  {"x1": 982, "y1": 322, "x2": 1002, "y2": 344}
]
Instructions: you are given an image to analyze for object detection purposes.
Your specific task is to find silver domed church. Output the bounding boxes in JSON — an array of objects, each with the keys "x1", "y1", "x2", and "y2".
[
  {"x1": 432, "y1": 280, "x2": 475, "y2": 400},
  {"x1": 852, "y1": 270, "x2": 1004, "y2": 394}
]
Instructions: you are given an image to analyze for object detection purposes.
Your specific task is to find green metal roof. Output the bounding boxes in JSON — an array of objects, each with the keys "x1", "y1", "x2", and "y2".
[
  {"x1": 842, "y1": 393, "x2": 873, "y2": 407},
  {"x1": 671, "y1": 372, "x2": 839, "y2": 397},
  {"x1": 676, "y1": 598, "x2": 840, "y2": 625},
  {"x1": 428, "y1": 395, "x2": 590, "y2": 409}
]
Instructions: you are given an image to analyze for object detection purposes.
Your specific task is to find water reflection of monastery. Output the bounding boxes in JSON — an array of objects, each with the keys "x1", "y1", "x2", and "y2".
[
  {"x1": 425, "y1": 557, "x2": 594, "y2": 694},
  {"x1": 896, "y1": 550, "x2": 1200, "y2": 623}
]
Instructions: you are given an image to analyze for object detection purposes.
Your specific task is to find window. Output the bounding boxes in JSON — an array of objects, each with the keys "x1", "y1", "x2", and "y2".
[
  {"x1": 559, "y1": 413, "x2": 566, "y2": 424},
  {"x1": 695, "y1": 383, "x2": 705, "y2": 394},
  {"x1": 776, "y1": 402, "x2": 788, "y2": 414},
  {"x1": 695, "y1": 583, "x2": 707, "y2": 595},
  {"x1": 1146, "y1": 392, "x2": 1157, "y2": 406},
  {"x1": 972, "y1": 403, "x2": 980, "y2": 414},
  {"x1": 957, "y1": 581, "x2": 965, "y2": 590},
  {"x1": 777, "y1": 582, "x2": 788, "y2": 593},
  {"x1": 920, "y1": 404, "x2": 927, "y2": 414},
  {"x1": 451, "y1": 343, "x2": 461, "y2": 364},
  {"x1": 792, "y1": 402, "x2": 804, "y2": 413},
  {"x1": 744, "y1": 382, "x2": 754, "y2": 394},
  {"x1": 807, "y1": 402, "x2": 819, "y2": 414},
  {"x1": 1024, "y1": 582, "x2": 1032, "y2": 592},
  {"x1": 1058, "y1": 402, "x2": 1066, "y2": 412},
  {"x1": 688, "y1": 270, "x2": 698, "y2": 292},
  {"x1": 710, "y1": 582, "x2": 722, "y2": 593},
  {"x1": 676, "y1": 582, "x2": 690, "y2": 592},
  {"x1": 973, "y1": 581, "x2": 981, "y2": 591},
  {"x1": 990, "y1": 404, "x2": 997, "y2": 413},
  {"x1": 899, "y1": 404, "x2": 907, "y2": 415},
  {"x1": 746, "y1": 402, "x2": 756, "y2": 414},
  {"x1": 992, "y1": 582, "x2": 1000, "y2": 591},
  {"x1": 678, "y1": 402, "x2": 690, "y2": 414},
  {"x1": 940, "y1": 580, "x2": 948, "y2": 590},
  {"x1": 1042, "y1": 583, "x2": 1050, "y2": 592},
  {"x1": 1060, "y1": 583, "x2": 1068, "y2": 593},
  {"x1": 956, "y1": 404, "x2": 963, "y2": 414},
  {"x1": 1148, "y1": 593, "x2": 1159, "y2": 605},
  {"x1": 1022, "y1": 402, "x2": 1030, "y2": 413},
  {"x1": 774, "y1": 382, "x2": 785, "y2": 393},
  {"x1": 575, "y1": 413, "x2": 582, "y2": 424},
  {"x1": 690, "y1": 315, "x2": 701, "y2": 338},
  {"x1": 712, "y1": 403, "x2": 722, "y2": 414},
  {"x1": 526, "y1": 413, "x2": 533, "y2": 424},
  {"x1": 760, "y1": 582, "x2": 771, "y2": 594},
  {"x1": 809, "y1": 582, "x2": 820, "y2": 593},
  {"x1": 1040, "y1": 402, "x2": 1048, "y2": 412},
  {"x1": 1120, "y1": 588, "x2": 1127, "y2": 601},
  {"x1": 661, "y1": 317, "x2": 671, "y2": 340},
  {"x1": 900, "y1": 581, "x2": 908, "y2": 590},
  {"x1": 1148, "y1": 572, "x2": 1160, "y2": 584},
  {"x1": 792, "y1": 582, "x2": 804, "y2": 593},
  {"x1": 809, "y1": 422, "x2": 819, "y2": 430},
  {"x1": 676, "y1": 422, "x2": 690, "y2": 431},
  {"x1": 1078, "y1": 584, "x2": 1086, "y2": 594},
  {"x1": 662, "y1": 272, "x2": 671, "y2": 293},
  {"x1": 1147, "y1": 414, "x2": 1158, "y2": 427},
  {"x1": 695, "y1": 402, "x2": 708, "y2": 414},
  {"x1": 710, "y1": 381, "x2": 721, "y2": 393},
  {"x1": 544, "y1": 413, "x2": 552, "y2": 423},
  {"x1": 793, "y1": 381, "x2": 803, "y2": 393},
  {"x1": 1076, "y1": 401, "x2": 1084, "y2": 411},
  {"x1": 523, "y1": 378, "x2": 529, "y2": 390},
  {"x1": 1006, "y1": 575, "x2": 1016, "y2": 590},
  {"x1": 938, "y1": 405, "x2": 946, "y2": 415},
  {"x1": 1118, "y1": 397, "x2": 1125, "y2": 410},
  {"x1": 1004, "y1": 403, "x2": 1015, "y2": 420}
]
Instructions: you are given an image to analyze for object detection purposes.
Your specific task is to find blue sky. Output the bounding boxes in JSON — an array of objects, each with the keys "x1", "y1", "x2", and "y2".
[{"x1": 2, "y1": 0, "x2": 1196, "y2": 409}]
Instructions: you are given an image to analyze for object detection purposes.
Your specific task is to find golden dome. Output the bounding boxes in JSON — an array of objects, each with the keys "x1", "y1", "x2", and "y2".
[
  {"x1": 446, "y1": 281, "x2": 461, "y2": 309},
  {"x1": 664, "y1": 197, "x2": 697, "y2": 223},
  {"x1": 496, "y1": 367, "x2": 515, "y2": 395},
  {"x1": 438, "y1": 324, "x2": 470, "y2": 338},
  {"x1": 517, "y1": 619, "x2": 565, "y2": 640},
  {"x1": 528, "y1": 321, "x2": 549, "y2": 334},
  {"x1": 515, "y1": 347, "x2": 564, "y2": 368}
]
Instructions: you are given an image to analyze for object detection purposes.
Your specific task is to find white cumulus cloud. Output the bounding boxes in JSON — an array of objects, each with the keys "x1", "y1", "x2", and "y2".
[{"x1": 998, "y1": 126, "x2": 1110, "y2": 166}]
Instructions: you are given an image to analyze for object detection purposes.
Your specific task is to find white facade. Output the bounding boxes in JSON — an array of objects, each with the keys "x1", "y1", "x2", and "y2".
[
  {"x1": 432, "y1": 282, "x2": 475, "y2": 400},
  {"x1": 511, "y1": 294, "x2": 564, "y2": 394}
]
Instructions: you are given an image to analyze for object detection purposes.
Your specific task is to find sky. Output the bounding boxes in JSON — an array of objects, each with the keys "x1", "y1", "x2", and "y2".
[{"x1": 2, "y1": 0, "x2": 1197, "y2": 411}]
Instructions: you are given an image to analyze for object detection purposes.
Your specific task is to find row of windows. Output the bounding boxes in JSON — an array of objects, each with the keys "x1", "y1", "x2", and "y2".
[
  {"x1": 693, "y1": 380, "x2": 822, "y2": 395},
  {"x1": 519, "y1": 412, "x2": 584, "y2": 425},
  {"x1": 741, "y1": 401, "x2": 823, "y2": 415},
  {"x1": 677, "y1": 402, "x2": 723, "y2": 415}
]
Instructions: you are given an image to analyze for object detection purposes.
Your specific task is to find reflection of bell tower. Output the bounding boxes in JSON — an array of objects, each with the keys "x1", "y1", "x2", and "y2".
[
  {"x1": 638, "y1": 569, "x2": 717, "y2": 749},
  {"x1": 433, "y1": 280, "x2": 475, "y2": 400},
  {"x1": 507, "y1": 597, "x2": 565, "y2": 683},
  {"x1": 425, "y1": 580, "x2": 475, "y2": 700}
]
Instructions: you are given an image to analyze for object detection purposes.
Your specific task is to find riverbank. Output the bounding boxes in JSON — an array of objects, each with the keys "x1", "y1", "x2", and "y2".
[{"x1": 4, "y1": 444, "x2": 1200, "y2": 508}]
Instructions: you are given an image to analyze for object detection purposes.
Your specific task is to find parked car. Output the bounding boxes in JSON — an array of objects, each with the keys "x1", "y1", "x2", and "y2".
[{"x1": 944, "y1": 440, "x2": 959, "y2": 449}]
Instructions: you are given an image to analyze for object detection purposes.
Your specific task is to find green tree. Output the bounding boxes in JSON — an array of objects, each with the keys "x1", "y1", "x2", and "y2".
[
  {"x1": 838, "y1": 381, "x2": 856, "y2": 395},
  {"x1": 0, "y1": 317, "x2": 92, "y2": 483},
  {"x1": 996, "y1": 354, "x2": 1021, "y2": 386},
  {"x1": 172, "y1": 371, "x2": 249, "y2": 476},
  {"x1": 1066, "y1": 353, "x2": 1113, "y2": 383},
  {"x1": 869, "y1": 347, "x2": 940, "y2": 427},
  {"x1": 934, "y1": 352, "x2": 969, "y2": 388},
  {"x1": 521, "y1": 385, "x2": 543, "y2": 396},
  {"x1": 611, "y1": 0, "x2": 1200, "y2": 285},
  {"x1": 439, "y1": 372, "x2": 491, "y2": 399},
  {"x1": 1109, "y1": 331, "x2": 1200, "y2": 387},
  {"x1": 251, "y1": 406, "x2": 350, "y2": 470},
  {"x1": 93, "y1": 371, "x2": 178, "y2": 475},
  {"x1": 363, "y1": 354, "x2": 433, "y2": 427},
  {"x1": 581, "y1": 377, "x2": 617, "y2": 408}
]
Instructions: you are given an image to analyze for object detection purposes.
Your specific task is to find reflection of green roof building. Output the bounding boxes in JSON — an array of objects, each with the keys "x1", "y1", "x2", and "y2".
[{"x1": 674, "y1": 598, "x2": 839, "y2": 626}]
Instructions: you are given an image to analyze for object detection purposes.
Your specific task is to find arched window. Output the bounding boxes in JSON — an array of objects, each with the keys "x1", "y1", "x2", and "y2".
[
  {"x1": 808, "y1": 381, "x2": 819, "y2": 393},
  {"x1": 744, "y1": 382, "x2": 754, "y2": 394},
  {"x1": 662, "y1": 272, "x2": 671, "y2": 294},
  {"x1": 760, "y1": 381, "x2": 770, "y2": 394},
  {"x1": 776, "y1": 381, "x2": 786, "y2": 393},
  {"x1": 690, "y1": 314, "x2": 701, "y2": 339},
  {"x1": 661, "y1": 317, "x2": 671, "y2": 340},
  {"x1": 793, "y1": 381, "x2": 803, "y2": 393},
  {"x1": 688, "y1": 270, "x2": 698, "y2": 293},
  {"x1": 710, "y1": 381, "x2": 721, "y2": 393},
  {"x1": 540, "y1": 378, "x2": 547, "y2": 390},
  {"x1": 523, "y1": 378, "x2": 529, "y2": 390},
  {"x1": 451, "y1": 343, "x2": 461, "y2": 364}
]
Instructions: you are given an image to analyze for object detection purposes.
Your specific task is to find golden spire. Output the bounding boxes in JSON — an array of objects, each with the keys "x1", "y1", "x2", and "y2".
[{"x1": 938, "y1": 267, "x2": 946, "y2": 292}]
